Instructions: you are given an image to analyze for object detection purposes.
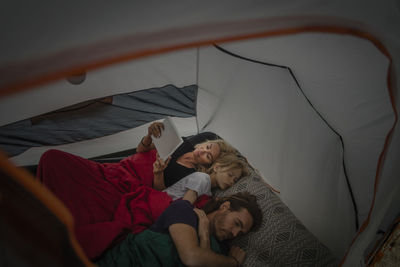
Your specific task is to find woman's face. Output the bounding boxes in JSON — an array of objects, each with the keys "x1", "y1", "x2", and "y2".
[{"x1": 193, "y1": 142, "x2": 220, "y2": 165}]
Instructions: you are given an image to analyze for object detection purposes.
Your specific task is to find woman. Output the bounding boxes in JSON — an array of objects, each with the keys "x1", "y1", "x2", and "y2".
[
  {"x1": 136, "y1": 122, "x2": 237, "y2": 189},
  {"x1": 36, "y1": 122, "x2": 236, "y2": 259},
  {"x1": 37, "y1": 127, "x2": 234, "y2": 228}
]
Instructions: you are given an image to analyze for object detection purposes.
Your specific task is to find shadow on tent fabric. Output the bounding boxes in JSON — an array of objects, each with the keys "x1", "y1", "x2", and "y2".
[{"x1": 0, "y1": 151, "x2": 95, "y2": 267}]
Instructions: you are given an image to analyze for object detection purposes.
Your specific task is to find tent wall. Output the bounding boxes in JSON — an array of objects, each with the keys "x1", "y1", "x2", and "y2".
[
  {"x1": 197, "y1": 33, "x2": 395, "y2": 260},
  {"x1": 197, "y1": 44, "x2": 355, "y2": 257},
  {"x1": 0, "y1": 84, "x2": 198, "y2": 158},
  {"x1": 0, "y1": 49, "x2": 198, "y2": 126},
  {"x1": 2, "y1": 1, "x2": 400, "y2": 98},
  {"x1": 1, "y1": 1, "x2": 399, "y2": 266},
  {"x1": 4, "y1": 50, "x2": 200, "y2": 166},
  {"x1": 2, "y1": 31, "x2": 397, "y2": 264},
  {"x1": 198, "y1": 33, "x2": 394, "y2": 258}
]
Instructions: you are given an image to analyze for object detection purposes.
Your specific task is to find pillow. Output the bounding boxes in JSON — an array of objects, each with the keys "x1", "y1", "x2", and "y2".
[{"x1": 213, "y1": 167, "x2": 337, "y2": 266}]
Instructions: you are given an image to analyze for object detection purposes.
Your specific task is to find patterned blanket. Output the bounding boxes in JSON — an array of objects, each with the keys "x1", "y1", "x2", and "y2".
[{"x1": 213, "y1": 167, "x2": 338, "y2": 266}]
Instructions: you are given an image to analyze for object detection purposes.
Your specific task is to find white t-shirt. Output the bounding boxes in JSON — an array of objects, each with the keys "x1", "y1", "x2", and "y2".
[{"x1": 163, "y1": 172, "x2": 212, "y2": 200}]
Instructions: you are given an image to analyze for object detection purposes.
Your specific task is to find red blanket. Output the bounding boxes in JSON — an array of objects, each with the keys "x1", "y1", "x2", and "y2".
[
  {"x1": 37, "y1": 149, "x2": 210, "y2": 259},
  {"x1": 37, "y1": 149, "x2": 163, "y2": 259}
]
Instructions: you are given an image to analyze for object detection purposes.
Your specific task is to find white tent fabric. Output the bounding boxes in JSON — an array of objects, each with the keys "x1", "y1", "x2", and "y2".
[
  {"x1": 1, "y1": 1, "x2": 399, "y2": 266},
  {"x1": 198, "y1": 34, "x2": 394, "y2": 257}
]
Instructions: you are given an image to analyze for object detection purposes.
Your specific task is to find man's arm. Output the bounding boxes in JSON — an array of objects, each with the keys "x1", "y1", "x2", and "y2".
[
  {"x1": 169, "y1": 223, "x2": 240, "y2": 267},
  {"x1": 193, "y1": 208, "x2": 210, "y2": 250}
]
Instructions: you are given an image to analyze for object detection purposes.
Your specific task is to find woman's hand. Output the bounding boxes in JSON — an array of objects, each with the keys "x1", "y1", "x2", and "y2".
[
  {"x1": 153, "y1": 154, "x2": 171, "y2": 174},
  {"x1": 137, "y1": 121, "x2": 163, "y2": 152},
  {"x1": 193, "y1": 208, "x2": 210, "y2": 249},
  {"x1": 229, "y1": 246, "x2": 246, "y2": 266},
  {"x1": 148, "y1": 122, "x2": 164, "y2": 138},
  {"x1": 152, "y1": 153, "x2": 170, "y2": 191}
]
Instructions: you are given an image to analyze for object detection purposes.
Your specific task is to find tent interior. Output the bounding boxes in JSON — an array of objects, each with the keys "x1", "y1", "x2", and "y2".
[{"x1": 1, "y1": 1, "x2": 400, "y2": 266}]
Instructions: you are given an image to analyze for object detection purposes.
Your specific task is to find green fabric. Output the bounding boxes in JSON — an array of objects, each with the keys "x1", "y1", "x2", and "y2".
[{"x1": 96, "y1": 230, "x2": 221, "y2": 267}]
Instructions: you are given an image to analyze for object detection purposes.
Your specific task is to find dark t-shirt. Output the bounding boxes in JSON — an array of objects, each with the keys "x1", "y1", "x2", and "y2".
[
  {"x1": 96, "y1": 199, "x2": 224, "y2": 267},
  {"x1": 150, "y1": 199, "x2": 197, "y2": 233},
  {"x1": 150, "y1": 199, "x2": 230, "y2": 256},
  {"x1": 96, "y1": 200, "x2": 198, "y2": 267},
  {"x1": 163, "y1": 132, "x2": 219, "y2": 187}
]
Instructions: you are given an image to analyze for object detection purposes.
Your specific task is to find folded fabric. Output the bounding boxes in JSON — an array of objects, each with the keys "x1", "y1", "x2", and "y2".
[{"x1": 96, "y1": 229, "x2": 221, "y2": 267}]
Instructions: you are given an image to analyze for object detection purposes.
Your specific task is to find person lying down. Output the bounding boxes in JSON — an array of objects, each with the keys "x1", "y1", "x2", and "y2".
[
  {"x1": 37, "y1": 122, "x2": 249, "y2": 260},
  {"x1": 37, "y1": 147, "x2": 248, "y2": 259},
  {"x1": 165, "y1": 152, "x2": 249, "y2": 204},
  {"x1": 99, "y1": 153, "x2": 249, "y2": 257},
  {"x1": 96, "y1": 192, "x2": 263, "y2": 267}
]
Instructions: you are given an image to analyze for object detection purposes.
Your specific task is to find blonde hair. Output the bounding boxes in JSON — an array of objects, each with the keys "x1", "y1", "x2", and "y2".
[
  {"x1": 205, "y1": 153, "x2": 249, "y2": 178},
  {"x1": 195, "y1": 139, "x2": 237, "y2": 155}
]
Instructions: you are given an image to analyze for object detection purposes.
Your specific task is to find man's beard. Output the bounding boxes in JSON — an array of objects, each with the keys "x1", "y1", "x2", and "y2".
[{"x1": 213, "y1": 211, "x2": 231, "y2": 241}]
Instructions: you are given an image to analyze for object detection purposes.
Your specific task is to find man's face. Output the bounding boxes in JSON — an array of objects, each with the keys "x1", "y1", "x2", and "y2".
[{"x1": 211, "y1": 201, "x2": 254, "y2": 241}]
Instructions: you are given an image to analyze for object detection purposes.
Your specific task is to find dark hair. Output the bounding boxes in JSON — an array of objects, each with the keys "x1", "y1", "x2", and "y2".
[{"x1": 202, "y1": 191, "x2": 263, "y2": 231}]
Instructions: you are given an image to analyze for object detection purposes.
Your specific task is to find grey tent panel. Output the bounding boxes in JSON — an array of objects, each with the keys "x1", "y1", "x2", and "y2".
[{"x1": 0, "y1": 84, "x2": 197, "y2": 157}]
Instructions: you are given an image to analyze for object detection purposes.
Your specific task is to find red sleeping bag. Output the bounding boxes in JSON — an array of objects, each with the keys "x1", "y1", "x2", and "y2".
[
  {"x1": 37, "y1": 149, "x2": 211, "y2": 259},
  {"x1": 37, "y1": 149, "x2": 168, "y2": 259}
]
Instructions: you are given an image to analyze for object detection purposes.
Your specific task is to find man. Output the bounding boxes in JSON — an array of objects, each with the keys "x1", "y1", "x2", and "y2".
[{"x1": 96, "y1": 192, "x2": 262, "y2": 267}]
